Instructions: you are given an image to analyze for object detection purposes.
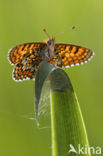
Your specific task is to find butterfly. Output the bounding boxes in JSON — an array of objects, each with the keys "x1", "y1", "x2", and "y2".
[{"x1": 8, "y1": 35, "x2": 94, "y2": 81}]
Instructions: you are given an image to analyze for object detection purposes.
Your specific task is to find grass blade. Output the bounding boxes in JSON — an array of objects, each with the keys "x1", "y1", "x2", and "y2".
[
  {"x1": 35, "y1": 61, "x2": 90, "y2": 156},
  {"x1": 50, "y1": 69, "x2": 90, "y2": 156},
  {"x1": 35, "y1": 61, "x2": 56, "y2": 120}
]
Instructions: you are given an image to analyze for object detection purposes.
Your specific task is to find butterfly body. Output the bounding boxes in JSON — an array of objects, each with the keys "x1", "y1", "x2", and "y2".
[{"x1": 8, "y1": 37, "x2": 94, "y2": 81}]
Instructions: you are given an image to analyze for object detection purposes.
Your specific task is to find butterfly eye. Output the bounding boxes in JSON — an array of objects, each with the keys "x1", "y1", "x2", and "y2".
[{"x1": 47, "y1": 40, "x2": 51, "y2": 45}]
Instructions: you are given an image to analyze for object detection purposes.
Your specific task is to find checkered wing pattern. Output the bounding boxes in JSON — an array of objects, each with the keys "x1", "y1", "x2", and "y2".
[
  {"x1": 49, "y1": 44, "x2": 94, "y2": 67},
  {"x1": 8, "y1": 42, "x2": 94, "y2": 81},
  {"x1": 8, "y1": 42, "x2": 46, "y2": 65},
  {"x1": 8, "y1": 43, "x2": 46, "y2": 81},
  {"x1": 13, "y1": 54, "x2": 43, "y2": 81}
]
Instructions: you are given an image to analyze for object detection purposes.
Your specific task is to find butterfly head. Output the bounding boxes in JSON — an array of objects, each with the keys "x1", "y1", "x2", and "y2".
[
  {"x1": 47, "y1": 37, "x2": 55, "y2": 46},
  {"x1": 44, "y1": 37, "x2": 55, "y2": 57},
  {"x1": 46, "y1": 37, "x2": 55, "y2": 55},
  {"x1": 43, "y1": 28, "x2": 55, "y2": 47}
]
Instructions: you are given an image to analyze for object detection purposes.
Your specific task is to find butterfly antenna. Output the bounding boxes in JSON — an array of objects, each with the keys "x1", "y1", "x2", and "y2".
[
  {"x1": 55, "y1": 26, "x2": 76, "y2": 37},
  {"x1": 43, "y1": 28, "x2": 50, "y2": 38}
]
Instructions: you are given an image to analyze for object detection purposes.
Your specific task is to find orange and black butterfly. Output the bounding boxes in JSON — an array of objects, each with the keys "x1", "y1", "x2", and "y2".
[{"x1": 8, "y1": 31, "x2": 94, "y2": 81}]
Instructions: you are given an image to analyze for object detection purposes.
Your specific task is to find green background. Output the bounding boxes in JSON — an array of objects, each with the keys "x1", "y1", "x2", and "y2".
[{"x1": 0, "y1": 0, "x2": 103, "y2": 155}]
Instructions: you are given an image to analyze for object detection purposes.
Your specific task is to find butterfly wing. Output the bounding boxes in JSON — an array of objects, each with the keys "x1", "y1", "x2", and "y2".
[
  {"x1": 49, "y1": 44, "x2": 94, "y2": 67},
  {"x1": 13, "y1": 53, "x2": 44, "y2": 81},
  {"x1": 8, "y1": 42, "x2": 46, "y2": 65},
  {"x1": 8, "y1": 42, "x2": 94, "y2": 81},
  {"x1": 8, "y1": 42, "x2": 46, "y2": 81}
]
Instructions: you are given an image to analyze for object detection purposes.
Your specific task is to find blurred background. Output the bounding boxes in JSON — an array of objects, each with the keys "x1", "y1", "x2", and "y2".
[{"x1": 0, "y1": 0, "x2": 103, "y2": 155}]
